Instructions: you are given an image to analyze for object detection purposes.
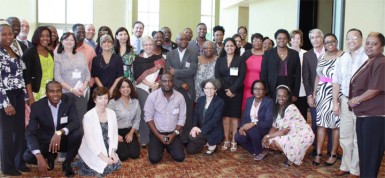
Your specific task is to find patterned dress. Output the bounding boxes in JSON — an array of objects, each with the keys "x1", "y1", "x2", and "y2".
[
  {"x1": 121, "y1": 49, "x2": 136, "y2": 83},
  {"x1": 194, "y1": 57, "x2": 217, "y2": 100},
  {"x1": 269, "y1": 104, "x2": 314, "y2": 165},
  {"x1": 315, "y1": 55, "x2": 341, "y2": 128}
]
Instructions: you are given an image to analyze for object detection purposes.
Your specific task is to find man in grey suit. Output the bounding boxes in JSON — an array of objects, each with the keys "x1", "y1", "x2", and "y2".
[{"x1": 166, "y1": 32, "x2": 198, "y2": 144}]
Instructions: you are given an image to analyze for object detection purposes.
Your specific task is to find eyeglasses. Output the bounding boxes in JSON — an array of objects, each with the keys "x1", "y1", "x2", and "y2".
[
  {"x1": 324, "y1": 40, "x2": 337, "y2": 45},
  {"x1": 253, "y1": 88, "x2": 265, "y2": 92},
  {"x1": 346, "y1": 36, "x2": 359, "y2": 42}
]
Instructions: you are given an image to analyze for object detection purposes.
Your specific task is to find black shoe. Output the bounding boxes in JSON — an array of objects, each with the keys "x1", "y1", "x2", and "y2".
[
  {"x1": 18, "y1": 166, "x2": 31, "y2": 172},
  {"x1": 62, "y1": 162, "x2": 75, "y2": 177},
  {"x1": 312, "y1": 154, "x2": 322, "y2": 166},
  {"x1": 3, "y1": 169, "x2": 22, "y2": 176},
  {"x1": 47, "y1": 158, "x2": 55, "y2": 171}
]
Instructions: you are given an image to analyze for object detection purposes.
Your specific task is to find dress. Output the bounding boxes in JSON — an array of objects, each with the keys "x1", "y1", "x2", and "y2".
[
  {"x1": 121, "y1": 49, "x2": 136, "y2": 83},
  {"x1": 269, "y1": 104, "x2": 314, "y2": 165},
  {"x1": 242, "y1": 55, "x2": 262, "y2": 110},
  {"x1": 194, "y1": 57, "x2": 217, "y2": 100},
  {"x1": 34, "y1": 54, "x2": 54, "y2": 99},
  {"x1": 315, "y1": 55, "x2": 341, "y2": 128}
]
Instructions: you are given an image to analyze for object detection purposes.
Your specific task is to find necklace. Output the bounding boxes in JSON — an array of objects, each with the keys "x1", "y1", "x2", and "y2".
[{"x1": 100, "y1": 54, "x2": 111, "y2": 69}]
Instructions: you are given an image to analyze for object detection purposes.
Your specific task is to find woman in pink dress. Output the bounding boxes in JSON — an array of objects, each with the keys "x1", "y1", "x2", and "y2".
[{"x1": 241, "y1": 33, "x2": 264, "y2": 110}]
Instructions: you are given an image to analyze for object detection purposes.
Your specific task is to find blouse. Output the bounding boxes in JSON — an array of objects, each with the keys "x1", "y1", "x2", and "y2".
[
  {"x1": 107, "y1": 98, "x2": 141, "y2": 130},
  {"x1": 120, "y1": 49, "x2": 136, "y2": 82},
  {"x1": 91, "y1": 54, "x2": 124, "y2": 88}
]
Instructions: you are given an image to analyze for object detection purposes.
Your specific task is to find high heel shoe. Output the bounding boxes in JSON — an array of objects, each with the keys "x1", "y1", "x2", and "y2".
[
  {"x1": 230, "y1": 142, "x2": 237, "y2": 152},
  {"x1": 222, "y1": 141, "x2": 230, "y2": 150},
  {"x1": 312, "y1": 154, "x2": 322, "y2": 166},
  {"x1": 324, "y1": 154, "x2": 337, "y2": 166}
]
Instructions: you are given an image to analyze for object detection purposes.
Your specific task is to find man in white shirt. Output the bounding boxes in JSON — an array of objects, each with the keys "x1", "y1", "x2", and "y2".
[
  {"x1": 130, "y1": 21, "x2": 144, "y2": 54},
  {"x1": 84, "y1": 24, "x2": 96, "y2": 49}
]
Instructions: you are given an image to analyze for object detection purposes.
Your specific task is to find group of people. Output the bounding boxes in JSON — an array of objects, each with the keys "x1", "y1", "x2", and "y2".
[{"x1": 0, "y1": 16, "x2": 384, "y2": 178}]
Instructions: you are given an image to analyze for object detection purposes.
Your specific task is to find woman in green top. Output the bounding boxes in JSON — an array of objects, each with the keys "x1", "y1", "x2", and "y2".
[{"x1": 114, "y1": 27, "x2": 136, "y2": 83}]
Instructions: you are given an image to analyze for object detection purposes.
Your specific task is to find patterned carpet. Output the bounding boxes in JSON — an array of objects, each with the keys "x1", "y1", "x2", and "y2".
[{"x1": 2, "y1": 145, "x2": 384, "y2": 178}]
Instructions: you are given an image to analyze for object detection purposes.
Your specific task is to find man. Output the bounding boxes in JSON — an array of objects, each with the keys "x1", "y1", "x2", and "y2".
[
  {"x1": 72, "y1": 23, "x2": 96, "y2": 71},
  {"x1": 84, "y1": 24, "x2": 96, "y2": 49},
  {"x1": 166, "y1": 32, "x2": 198, "y2": 144},
  {"x1": 183, "y1": 27, "x2": 193, "y2": 41},
  {"x1": 144, "y1": 73, "x2": 186, "y2": 164},
  {"x1": 6, "y1": 17, "x2": 28, "y2": 56},
  {"x1": 161, "y1": 26, "x2": 178, "y2": 51},
  {"x1": 23, "y1": 81, "x2": 82, "y2": 177},
  {"x1": 187, "y1": 23, "x2": 207, "y2": 56},
  {"x1": 16, "y1": 19, "x2": 32, "y2": 48},
  {"x1": 213, "y1": 25, "x2": 225, "y2": 56},
  {"x1": 130, "y1": 21, "x2": 144, "y2": 54},
  {"x1": 332, "y1": 29, "x2": 367, "y2": 177}
]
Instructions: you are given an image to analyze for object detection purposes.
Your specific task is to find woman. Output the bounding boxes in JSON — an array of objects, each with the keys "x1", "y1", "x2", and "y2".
[
  {"x1": 47, "y1": 26, "x2": 59, "y2": 51},
  {"x1": 114, "y1": 27, "x2": 136, "y2": 82},
  {"x1": 235, "y1": 80, "x2": 273, "y2": 160},
  {"x1": 262, "y1": 85, "x2": 314, "y2": 166},
  {"x1": 195, "y1": 41, "x2": 217, "y2": 100},
  {"x1": 0, "y1": 23, "x2": 29, "y2": 176},
  {"x1": 241, "y1": 33, "x2": 264, "y2": 110},
  {"x1": 74, "y1": 87, "x2": 121, "y2": 176},
  {"x1": 23, "y1": 26, "x2": 53, "y2": 103},
  {"x1": 262, "y1": 37, "x2": 274, "y2": 51},
  {"x1": 152, "y1": 31, "x2": 169, "y2": 58},
  {"x1": 91, "y1": 34, "x2": 123, "y2": 96},
  {"x1": 289, "y1": 30, "x2": 308, "y2": 119},
  {"x1": 238, "y1": 26, "x2": 252, "y2": 55},
  {"x1": 95, "y1": 26, "x2": 114, "y2": 55},
  {"x1": 232, "y1": 34, "x2": 242, "y2": 55},
  {"x1": 54, "y1": 32, "x2": 90, "y2": 122},
  {"x1": 213, "y1": 25, "x2": 225, "y2": 56},
  {"x1": 132, "y1": 36, "x2": 165, "y2": 147},
  {"x1": 107, "y1": 78, "x2": 141, "y2": 161},
  {"x1": 187, "y1": 79, "x2": 224, "y2": 155},
  {"x1": 215, "y1": 37, "x2": 246, "y2": 152},
  {"x1": 348, "y1": 32, "x2": 385, "y2": 177},
  {"x1": 312, "y1": 33, "x2": 343, "y2": 166}
]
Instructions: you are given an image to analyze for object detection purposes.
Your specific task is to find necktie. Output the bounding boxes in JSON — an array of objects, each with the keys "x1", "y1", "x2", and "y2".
[
  {"x1": 24, "y1": 40, "x2": 29, "y2": 48},
  {"x1": 136, "y1": 39, "x2": 141, "y2": 54}
]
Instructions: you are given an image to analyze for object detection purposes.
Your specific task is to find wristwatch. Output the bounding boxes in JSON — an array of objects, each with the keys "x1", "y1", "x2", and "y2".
[
  {"x1": 174, "y1": 130, "x2": 180, "y2": 135},
  {"x1": 55, "y1": 130, "x2": 63, "y2": 136}
]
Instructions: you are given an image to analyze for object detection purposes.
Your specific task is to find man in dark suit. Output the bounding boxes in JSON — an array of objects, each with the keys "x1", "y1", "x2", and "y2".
[
  {"x1": 166, "y1": 32, "x2": 198, "y2": 144},
  {"x1": 6, "y1": 17, "x2": 28, "y2": 55},
  {"x1": 23, "y1": 81, "x2": 82, "y2": 177}
]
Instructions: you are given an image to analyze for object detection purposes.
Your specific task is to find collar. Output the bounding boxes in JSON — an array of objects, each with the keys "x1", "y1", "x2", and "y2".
[{"x1": 48, "y1": 99, "x2": 62, "y2": 108}]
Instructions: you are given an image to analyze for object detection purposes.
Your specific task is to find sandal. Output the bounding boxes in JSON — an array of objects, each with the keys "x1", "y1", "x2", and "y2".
[
  {"x1": 312, "y1": 153, "x2": 322, "y2": 166},
  {"x1": 222, "y1": 141, "x2": 230, "y2": 150},
  {"x1": 230, "y1": 142, "x2": 237, "y2": 152},
  {"x1": 324, "y1": 154, "x2": 337, "y2": 166},
  {"x1": 204, "y1": 145, "x2": 217, "y2": 156}
]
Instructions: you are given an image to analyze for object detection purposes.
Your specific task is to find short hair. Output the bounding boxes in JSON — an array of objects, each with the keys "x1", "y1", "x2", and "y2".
[
  {"x1": 45, "y1": 80, "x2": 61, "y2": 92},
  {"x1": 263, "y1": 37, "x2": 275, "y2": 47},
  {"x1": 347, "y1": 28, "x2": 363, "y2": 37},
  {"x1": 92, "y1": 87, "x2": 110, "y2": 101},
  {"x1": 183, "y1": 27, "x2": 192, "y2": 31},
  {"x1": 152, "y1": 30, "x2": 163, "y2": 38},
  {"x1": 290, "y1": 29, "x2": 304, "y2": 47},
  {"x1": 111, "y1": 78, "x2": 138, "y2": 100},
  {"x1": 250, "y1": 80, "x2": 267, "y2": 95},
  {"x1": 114, "y1": 27, "x2": 132, "y2": 54},
  {"x1": 308, "y1": 28, "x2": 324, "y2": 39},
  {"x1": 200, "y1": 78, "x2": 221, "y2": 91},
  {"x1": 323, "y1": 33, "x2": 338, "y2": 43},
  {"x1": 100, "y1": 34, "x2": 114, "y2": 44},
  {"x1": 72, "y1": 23, "x2": 84, "y2": 32},
  {"x1": 57, "y1": 32, "x2": 77, "y2": 54},
  {"x1": 368, "y1": 32, "x2": 385, "y2": 47},
  {"x1": 133, "y1": 21, "x2": 144, "y2": 28},
  {"x1": 238, "y1": 26, "x2": 248, "y2": 34},
  {"x1": 31, "y1": 26, "x2": 52, "y2": 47},
  {"x1": 142, "y1": 36, "x2": 154, "y2": 45},
  {"x1": 251, "y1": 33, "x2": 264, "y2": 42},
  {"x1": 274, "y1": 29, "x2": 290, "y2": 40},
  {"x1": 213, "y1": 25, "x2": 225, "y2": 35},
  {"x1": 232, "y1": 34, "x2": 241, "y2": 40},
  {"x1": 196, "y1": 23, "x2": 206, "y2": 27}
]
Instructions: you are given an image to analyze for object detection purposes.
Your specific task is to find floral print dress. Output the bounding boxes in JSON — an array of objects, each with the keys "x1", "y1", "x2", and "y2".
[{"x1": 121, "y1": 50, "x2": 136, "y2": 83}]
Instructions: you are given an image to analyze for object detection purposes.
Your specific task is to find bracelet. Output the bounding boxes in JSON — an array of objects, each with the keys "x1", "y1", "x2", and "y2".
[{"x1": 353, "y1": 96, "x2": 361, "y2": 105}]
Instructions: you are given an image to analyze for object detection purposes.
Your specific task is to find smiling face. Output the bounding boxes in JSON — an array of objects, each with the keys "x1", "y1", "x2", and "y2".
[
  {"x1": 74, "y1": 25, "x2": 85, "y2": 43},
  {"x1": 62, "y1": 34, "x2": 75, "y2": 49},
  {"x1": 19, "y1": 19, "x2": 30, "y2": 38},
  {"x1": 117, "y1": 30, "x2": 128, "y2": 44},
  {"x1": 263, "y1": 39, "x2": 273, "y2": 51},
  {"x1": 252, "y1": 37, "x2": 263, "y2": 50},
  {"x1": 176, "y1": 33, "x2": 188, "y2": 49},
  {"x1": 365, "y1": 34, "x2": 384, "y2": 58},
  {"x1": 203, "y1": 82, "x2": 216, "y2": 97},
  {"x1": 290, "y1": 33, "x2": 302, "y2": 49},
  {"x1": 161, "y1": 27, "x2": 171, "y2": 41},
  {"x1": 183, "y1": 28, "x2": 193, "y2": 41},
  {"x1": 133, "y1": 23, "x2": 144, "y2": 38},
  {"x1": 276, "y1": 88, "x2": 289, "y2": 106},
  {"x1": 346, "y1": 30, "x2": 362, "y2": 52},
  {"x1": 324, "y1": 35, "x2": 338, "y2": 53},
  {"x1": 95, "y1": 94, "x2": 109, "y2": 110},
  {"x1": 203, "y1": 41, "x2": 214, "y2": 57},
  {"x1": 214, "y1": 30, "x2": 224, "y2": 44},
  {"x1": 309, "y1": 31, "x2": 323, "y2": 48},
  {"x1": 234, "y1": 36, "x2": 241, "y2": 48},
  {"x1": 197, "y1": 24, "x2": 207, "y2": 39},
  {"x1": 48, "y1": 26, "x2": 58, "y2": 43},
  {"x1": 276, "y1": 33, "x2": 288, "y2": 48},
  {"x1": 224, "y1": 40, "x2": 236, "y2": 55},
  {"x1": 85, "y1": 24, "x2": 95, "y2": 40},
  {"x1": 153, "y1": 32, "x2": 163, "y2": 47},
  {"x1": 238, "y1": 28, "x2": 247, "y2": 41},
  {"x1": 39, "y1": 30, "x2": 51, "y2": 47},
  {"x1": 143, "y1": 38, "x2": 155, "y2": 55},
  {"x1": 252, "y1": 82, "x2": 266, "y2": 99},
  {"x1": 46, "y1": 82, "x2": 62, "y2": 107},
  {"x1": 0, "y1": 25, "x2": 14, "y2": 48},
  {"x1": 119, "y1": 81, "x2": 131, "y2": 98}
]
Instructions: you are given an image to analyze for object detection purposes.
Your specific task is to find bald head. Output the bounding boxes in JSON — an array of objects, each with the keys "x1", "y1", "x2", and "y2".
[
  {"x1": 6, "y1": 17, "x2": 20, "y2": 37},
  {"x1": 176, "y1": 32, "x2": 188, "y2": 50}
]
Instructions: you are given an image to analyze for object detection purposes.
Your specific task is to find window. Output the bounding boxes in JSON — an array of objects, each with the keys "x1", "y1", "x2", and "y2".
[
  {"x1": 38, "y1": 0, "x2": 93, "y2": 37},
  {"x1": 201, "y1": 0, "x2": 215, "y2": 40},
  {"x1": 138, "y1": 0, "x2": 160, "y2": 37}
]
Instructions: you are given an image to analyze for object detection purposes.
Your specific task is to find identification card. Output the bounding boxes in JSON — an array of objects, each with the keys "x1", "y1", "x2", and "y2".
[
  {"x1": 60, "y1": 116, "x2": 68, "y2": 124},
  {"x1": 72, "y1": 71, "x2": 81, "y2": 79},
  {"x1": 230, "y1": 67, "x2": 238, "y2": 76},
  {"x1": 172, "y1": 108, "x2": 180, "y2": 115},
  {"x1": 185, "y1": 62, "x2": 190, "y2": 68}
]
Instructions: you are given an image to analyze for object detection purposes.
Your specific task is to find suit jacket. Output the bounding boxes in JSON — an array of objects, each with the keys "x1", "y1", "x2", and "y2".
[
  {"x1": 166, "y1": 48, "x2": 198, "y2": 101},
  {"x1": 22, "y1": 46, "x2": 54, "y2": 92},
  {"x1": 215, "y1": 55, "x2": 246, "y2": 94},
  {"x1": 17, "y1": 40, "x2": 28, "y2": 53},
  {"x1": 26, "y1": 95, "x2": 80, "y2": 151},
  {"x1": 193, "y1": 96, "x2": 224, "y2": 145},
  {"x1": 260, "y1": 47, "x2": 301, "y2": 97},
  {"x1": 302, "y1": 49, "x2": 318, "y2": 97},
  {"x1": 240, "y1": 96, "x2": 273, "y2": 130}
]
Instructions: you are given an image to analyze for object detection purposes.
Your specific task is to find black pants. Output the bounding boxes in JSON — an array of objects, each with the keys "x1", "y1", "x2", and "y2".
[
  {"x1": 117, "y1": 128, "x2": 140, "y2": 161},
  {"x1": 23, "y1": 129, "x2": 82, "y2": 166},
  {"x1": 175, "y1": 87, "x2": 193, "y2": 144},
  {"x1": 148, "y1": 131, "x2": 185, "y2": 164},
  {"x1": 356, "y1": 116, "x2": 385, "y2": 177},
  {"x1": 0, "y1": 89, "x2": 26, "y2": 173},
  {"x1": 294, "y1": 96, "x2": 308, "y2": 120},
  {"x1": 186, "y1": 134, "x2": 207, "y2": 154}
]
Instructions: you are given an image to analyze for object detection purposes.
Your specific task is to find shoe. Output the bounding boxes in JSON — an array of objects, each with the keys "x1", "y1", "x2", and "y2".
[
  {"x1": 47, "y1": 158, "x2": 55, "y2": 171},
  {"x1": 58, "y1": 152, "x2": 66, "y2": 162},
  {"x1": 230, "y1": 142, "x2": 237, "y2": 152},
  {"x1": 3, "y1": 169, "x2": 22, "y2": 176},
  {"x1": 18, "y1": 166, "x2": 31, "y2": 172},
  {"x1": 324, "y1": 154, "x2": 337, "y2": 166},
  {"x1": 253, "y1": 151, "x2": 268, "y2": 161},
  {"x1": 62, "y1": 162, "x2": 76, "y2": 177},
  {"x1": 283, "y1": 159, "x2": 293, "y2": 167},
  {"x1": 221, "y1": 141, "x2": 230, "y2": 150},
  {"x1": 334, "y1": 170, "x2": 349, "y2": 176},
  {"x1": 328, "y1": 152, "x2": 342, "y2": 160},
  {"x1": 141, "y1": 144, "x2": 147, "y2": 149},
  {"x1": 312, "y1": 153, "x2": 322, "y2": 166},
  {"x1": 203, "y1": 145, "x2": 217, "y2": 156},
  {"x1": 348, "y1": 173, "x2": 359, "y2": 178}
]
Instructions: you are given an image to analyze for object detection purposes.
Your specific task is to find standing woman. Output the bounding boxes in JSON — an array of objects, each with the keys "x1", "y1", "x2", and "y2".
[
  {"x1": 262, "y1": 37, "x2": 274, "y2": 51},
  {"x1": 133, "y1": 36, "x2": 165, "y2": 147},
  {"x1": 152, "y1": 31, "x2": 169, "y2": 58},
  {"x1": 95, "y1": 26, "x2": 114, "y2": 56},
  {"x1": 237, "y1": 26, "x2": 252, "y2": 55},
  {"x1": 54, "y1": 32, "x2": 90, "y2": 122},
  {"x1": 241, "y1": 33, "x2": 264, "y2": 110},
  {"x1": 0, "y1": 23, "x2": 28, "y2": 176},
  {"x1": 194, "y1": 41, "x2": 217, "y2": 100},
  {"x1": 108, "y1": 78, "x2": 141, "y2": 161},
  {"x1": 215, "y1": 37, "x2": 246, "y2": 152},
  {"x1": 47, "y1": 26, "x2": 59, "y2": 51},
  {"x1": 114, "y1": 27, "x2": 136, "y2": 83},
  {"x1": 23, "y1": 26, "x2": 53, "y2": 104},
  {"x1": 312, "y1": 33, "x2": 343, "y2": 166},
  {"x1": 348, "y1": 32, "x2": 385, "y2": 177}
]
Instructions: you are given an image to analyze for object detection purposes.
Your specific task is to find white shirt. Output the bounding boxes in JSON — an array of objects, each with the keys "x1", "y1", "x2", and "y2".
[
  {"x1": 130, "y1": 36, "x2": 143, "y2": 54},
  {"x1": 298, "y1": 49, "x2": 307, "y2": 97},
  {"x1": 314, "y1": 47, "x2": 325, "y2": 59},
  {"x1": 178, "y1": 48, "x2": 186, "y2": 62}
]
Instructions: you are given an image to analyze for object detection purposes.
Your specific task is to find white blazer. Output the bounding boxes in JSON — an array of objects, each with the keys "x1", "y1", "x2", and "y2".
[{"x1": 78, "y1": 108, "x2": 119, "y2": 173}]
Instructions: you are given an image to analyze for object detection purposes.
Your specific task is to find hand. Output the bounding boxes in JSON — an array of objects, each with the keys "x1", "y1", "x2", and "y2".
[
  {"x1": 189, "y1": 127, "x2": 201, "y2": 138},
  {"x1": 307, "y1": 96, "x2": 315, "y2": 107},
  {"x1": 36, "y1": 154, "x2": 49, "y2": 174},
  {"x1": 238, "y1": 127, "x2": 246, "y2": 136},
  {"x1": 169, "y1": 67, "x2": 176, "y2": 75},
  {"x1": 292, "y1": 96, "x2": 297, "y2": 102},
  {"x1": 280, "y1": 128, "x2": 290, "y2": 136},
  {"x1": 181, "y1": 83, "x2": 189, "y2": 91},
  {"x1": 166, "y1": 133, "x2": 177, "y2": 145},
  {"x1": 118, "y1": 135, "x2": 124, "y2": 142},
  {"x1": 4, "y1": 105, "x2": 16, "y2": 115},
  {"x1": 156, "y1": 134, "x2": 168, "y2": 145},
  {"x1": 49, "y1": 134, "x2": 61, "y2": 153},
  {"x1": 225, "y1": 89, "x2": 234, "y2": 97},
  {"x1": 332, "y1": 103, "x2": 340, "y2": 116},
  {"x1": 72, "y1": 89, "x2": 83, "y2": 97},
  {"x1": 151, "y1": 82, "x2": 159, "y2": 91},
  {"x1": 28, "y1": 98, "x2": 35, "y2": 107},
  {"x1": 125, "y1": 132, "x2": 134, "y2": 143},
  {"x1": 100, "y1": 154, "x2": 113, "y2": 164},
  {"x1": 262, "y1": 136, "x2": 270, "y2": 148},
  {"x1": 110, "y1": 152, "x2": 119, "y2": 164}
]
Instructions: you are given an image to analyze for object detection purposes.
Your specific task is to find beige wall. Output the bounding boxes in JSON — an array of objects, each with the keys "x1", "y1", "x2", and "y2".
[
  {"x1": 317, "y1": 0, "x2": 333, "y2": 34},
  {"x1": 94, "y1": 0, "x2": 129, "y2": 33},
  {"x1": 219, "y1": 4, "x2": 239, "y2": 38}
]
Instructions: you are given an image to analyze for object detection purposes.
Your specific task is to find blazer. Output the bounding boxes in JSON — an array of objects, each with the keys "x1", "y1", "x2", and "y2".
[
  {"x1": 240, "y1": 96, "x2": 274, "y2": 130},
  {"x1": 260, "y1": 47, "x2": 301, "y2": 97},
  {"x1": 22, "y1": 46, "x2": 54, "y2": 92},
  {"x1": 215, "y1": 55, "x2": 246, "y2": 94},
  {"x1": 26, "y1": 95, "x2": 80, "y2": 151},
  {"x1": 302, "y1": 49, "x2": 318, "y2": 97},
  {"x1": 166, "y1": 48, "x2": 198, "y2": 101},
  {"x1": 78, "y1": 108, "x2": 119, "y2": 173},
  {"x1": 192, "y1": 96, "x2": 224, "y2": 145}
]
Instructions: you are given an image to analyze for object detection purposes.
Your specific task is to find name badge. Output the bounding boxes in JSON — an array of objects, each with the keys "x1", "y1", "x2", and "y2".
[
  {"x1": 230, "y1": 67, "x2": 238, "y2": 76},
  {"x1": 60, "y1": 116, "x2": 68, "y2": 124},
  {"x1": 123, "y1": 65, "x2": 128, "y2": 71},
  {"x1": 185, "y1": 62, "x2": 190, "y2": 68},
  {"x1": 72, "y1": 71, "x2": 81, "y2": 79},
  {"x1": 172, "y1": 108, "x2": 180, "y2": 115}
]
